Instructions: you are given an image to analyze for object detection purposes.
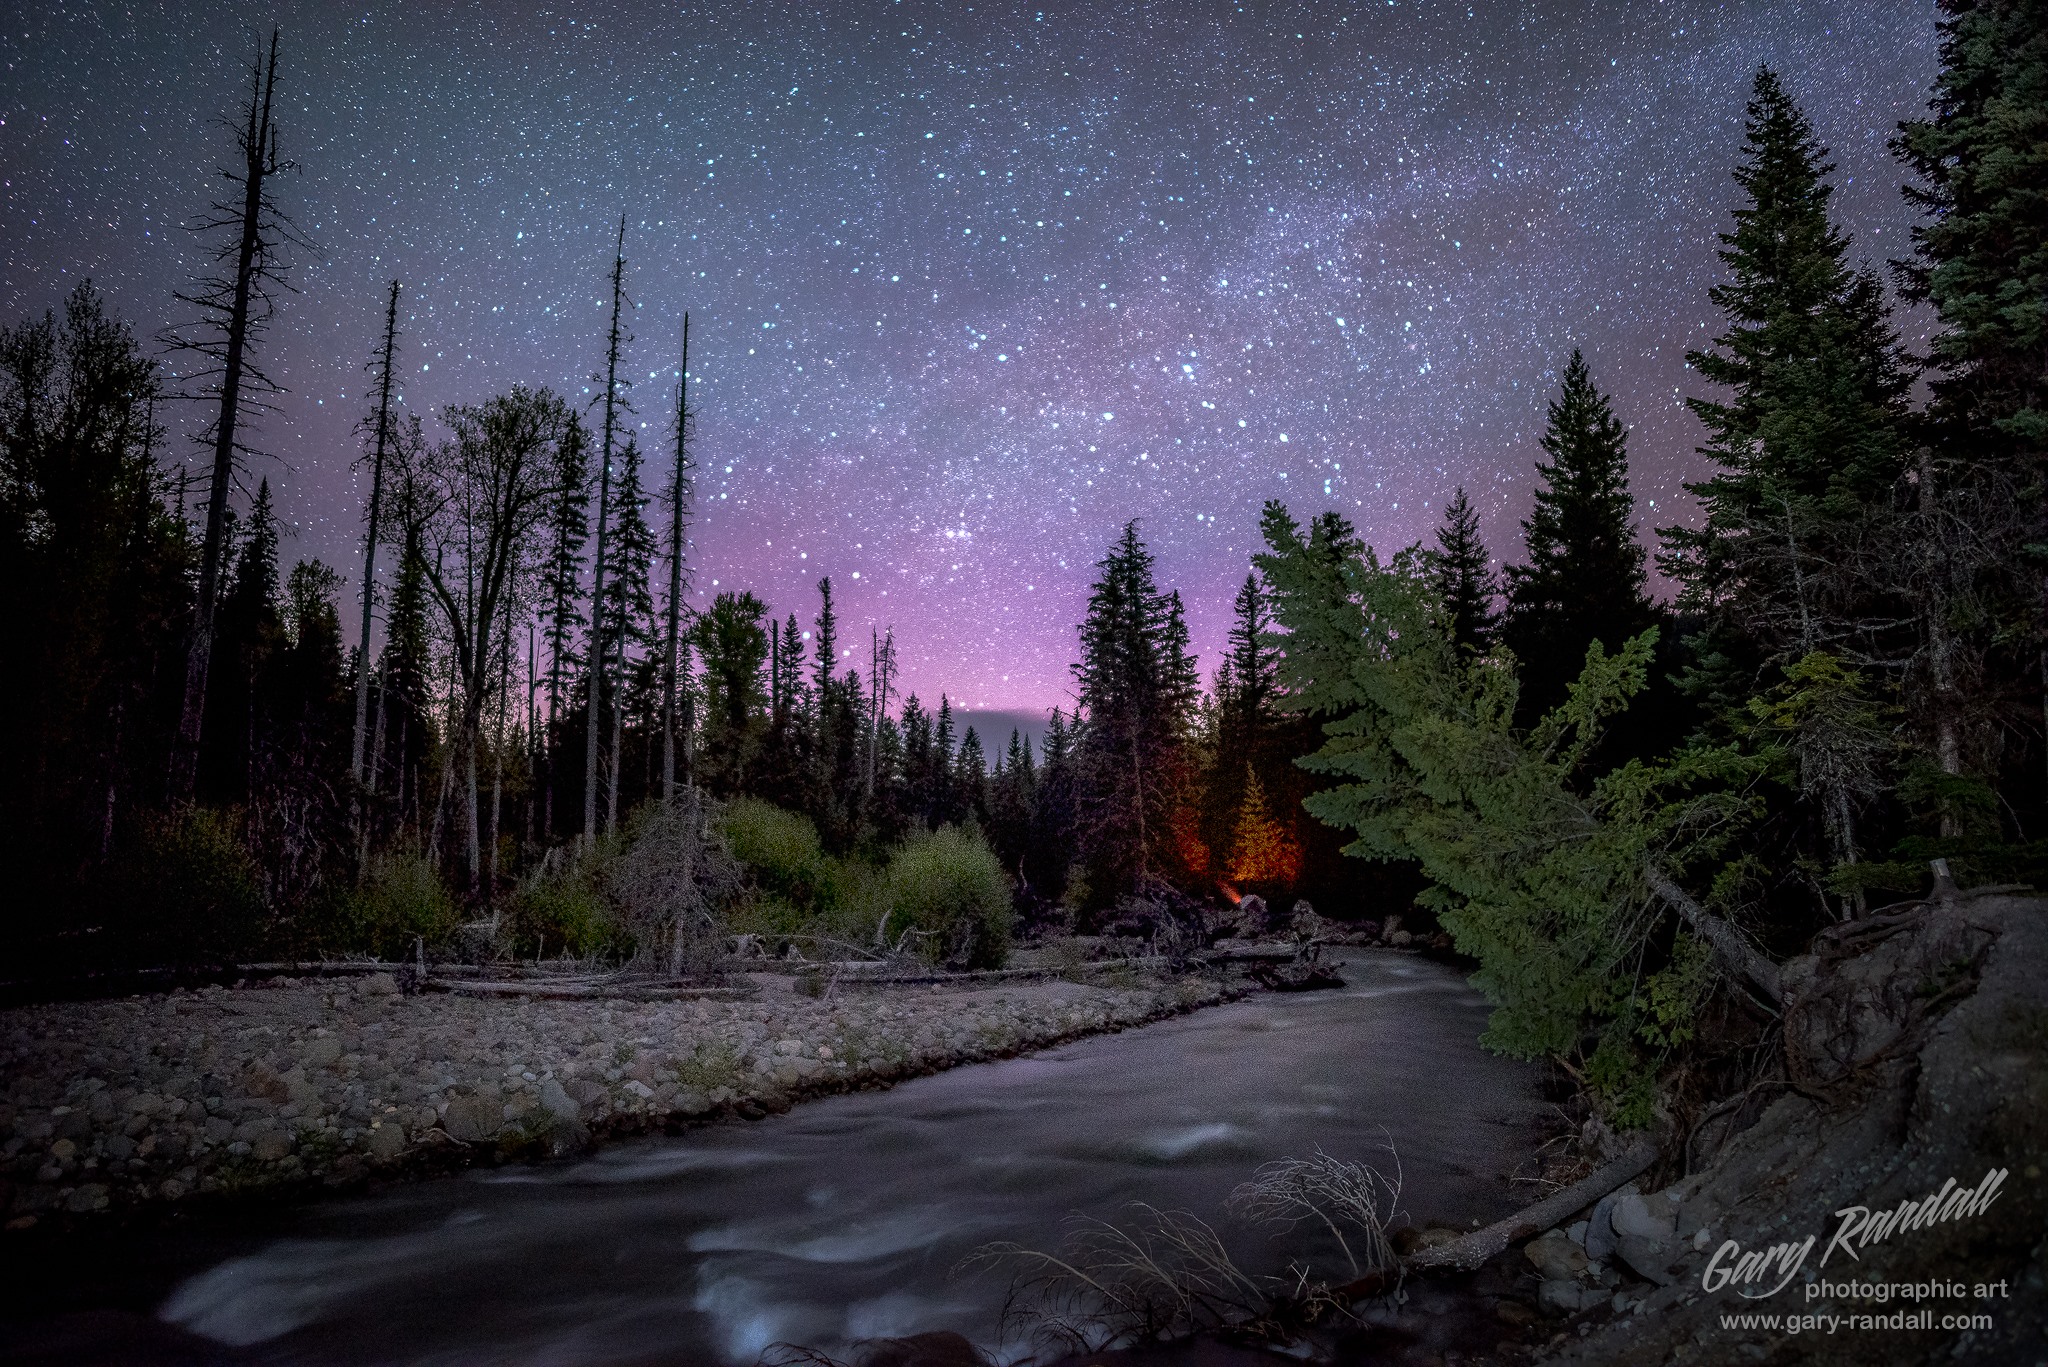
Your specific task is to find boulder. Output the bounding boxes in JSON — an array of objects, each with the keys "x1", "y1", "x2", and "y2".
[
  {"x1": 1524, "y1": 1231, "x2": 1590, "y2": 1281},
  {"x1": 365, "y1": 1124, "x2": 406, "y2": 1160},
  {"x1": 441, "y1": 1094, "x2": 502, "y2": 1144},
  {"x1": 356, "y1": 972, "x2": 399, "y2": 997},
  {"x1": 1609, "y1": 1189, "x2": 1679, "y2": 1284}
]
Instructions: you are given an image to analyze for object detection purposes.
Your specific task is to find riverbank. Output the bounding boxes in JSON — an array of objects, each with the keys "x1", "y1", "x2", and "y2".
[{"x1": 0, "y1": 964, "x2": 1241, "y2": 1228}]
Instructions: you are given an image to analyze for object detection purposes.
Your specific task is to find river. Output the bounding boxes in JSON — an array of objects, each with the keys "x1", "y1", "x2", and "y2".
[{"x1": 1, "y1": 951, "x2": 1549, "y2": 1365}]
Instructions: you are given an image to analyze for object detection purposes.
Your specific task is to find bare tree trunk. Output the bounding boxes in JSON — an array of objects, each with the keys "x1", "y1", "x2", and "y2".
[
  {"x1": 464, "y1": 715, "x2": 482, "y2": 888},
  {"x1": 662, "y1": 313, "x2": 691, "y2": 802},
  {"x1": 1918, "y1": 449, "x2": 1964, "y2": 837},
  {"x1": 1645, "y1": 865, "x2": 1783, "y2": 1008},
  {"x1": 583, "y1": 218, "x2": 628, "y2": 848},
  {"x1": 172, "y1": 31, "x2": 285, "y2": 803},
  {"x1": 606, "y1": 669, "x2": 624, "y2": 837},
  {"x1": 351, "y1": 280, "x2": 401, "y2": 786}
]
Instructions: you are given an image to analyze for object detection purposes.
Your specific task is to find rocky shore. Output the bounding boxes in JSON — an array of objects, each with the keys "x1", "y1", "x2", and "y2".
[{"x1": 0, "y1": 966, "x2": 1238, "y2": 1227}]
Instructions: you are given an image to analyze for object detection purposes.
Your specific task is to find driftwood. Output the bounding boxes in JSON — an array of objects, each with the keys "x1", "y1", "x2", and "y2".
[
  {"x1": 1403, "y1": 1140, "x2": 1660, "y2": 1272},
  {"x1": 422, "y1": 978, "x2": 754, "y2": 1002}
]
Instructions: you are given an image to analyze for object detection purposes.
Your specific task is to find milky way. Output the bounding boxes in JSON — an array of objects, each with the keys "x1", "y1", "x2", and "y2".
[{"x1": 2, "y1": 0, "x2": 1938, "y2": 709}]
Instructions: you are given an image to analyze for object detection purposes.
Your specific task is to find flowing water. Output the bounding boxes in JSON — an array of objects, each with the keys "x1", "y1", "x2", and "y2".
[{"x1": 1, "y1": 952, "x2": 1549, "y2": 1365}]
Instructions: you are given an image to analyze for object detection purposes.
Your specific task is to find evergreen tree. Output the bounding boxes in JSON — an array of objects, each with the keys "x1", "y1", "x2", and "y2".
[
  {"x1": 1502, "y1": 350, "x2": 1656, "y2": 719},
  {"x1": 376, "y1": 516, "x2": 435, "y2": 833},
  {"x1": 1895, "y1": 4, "x2": 2048, "y2": 453},
  {"x1": 1665, "y1": 67, "x2": 1911, "y2": 703},
  {"x1": 1663, "y1": 68, "x2": 1912, "y2": 901},
  {"x1": 956, "y1": 725, "x2": 988, "y2": 825},
  {"x1": 691, "y1": 590, "x2": 769, "y2": 794},
  {"x1": 1431, "y1": 486, "x2": 1497, "y2": 655},
  {"x1": 600, "y1": 436, "x2": 658, "y2": 827},
  {"x1": 1228, "y1": 765, "x2": 1301, "y2": 889},
  {"x1": 1894, "y1": 3, "x2": 2048, "y2": 800},
  {"x1": 203, "y1": 478, "x2": 282, "y2": 805},
  {"x1": 0, "y1": 283, "x2": 184, "y2": 913},
  {"x1": 988, "y1": 729, "x2": 1037, "y2": 885},
  {"x1": 1072, "y1": 521, "x2": 1201, "y2": 909},
  {"x1": 537, "y1": 415, "x2": 590, "y2": 836}
]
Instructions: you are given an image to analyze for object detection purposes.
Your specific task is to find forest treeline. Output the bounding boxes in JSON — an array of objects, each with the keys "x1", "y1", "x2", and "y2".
[{"x1": 4, "y1": 9, "x2": 2043, "y2": 1122}]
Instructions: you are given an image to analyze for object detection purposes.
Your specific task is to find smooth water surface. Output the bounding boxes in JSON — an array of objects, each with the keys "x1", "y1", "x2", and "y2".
[{"x1": 3, "y1": 952, "x2": 1547, "y2": 1365}]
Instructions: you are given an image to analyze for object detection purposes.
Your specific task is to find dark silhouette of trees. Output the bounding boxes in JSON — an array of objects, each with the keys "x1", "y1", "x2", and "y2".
[{"x1": 1502, "y1": 350, "x2": 1657, "y2": 720}]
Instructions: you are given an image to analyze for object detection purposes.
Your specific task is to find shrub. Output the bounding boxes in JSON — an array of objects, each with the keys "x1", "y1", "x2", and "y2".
[
  {"x1": 719, "y1": 797, "x2": 842, "y2": 913},
  {"x1": 349, "y1": 848, "x2": 460, "y2": 959},
  {"x1": 882, "y1": 825, "x2": 1014, "y2": 969},
  {"x1": 508, "y1": 861, "x2": 622, "y2": 960},
  {"x1": 103, "y1": 807, "x2": 267, "y2": 964}
]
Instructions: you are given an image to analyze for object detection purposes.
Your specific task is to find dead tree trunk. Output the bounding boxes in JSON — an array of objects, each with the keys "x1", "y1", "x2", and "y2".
[
  {"x1": 661, "y1": 313, "x2": 692, "y2": 801},
  {"x1": 582, "y1": 218, "x2": 627, "y2": 847},
  {"x1": 171, "y1": 31, "x2": 290, "y2": 802},
  {"x1": 350, "y1": 280, "x2": 401, "y2": 785}
]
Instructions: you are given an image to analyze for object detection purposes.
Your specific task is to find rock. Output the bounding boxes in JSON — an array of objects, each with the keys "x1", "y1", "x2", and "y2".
[
  {"x1": 1525, "y1": 1231, "x2": 1590, "y2": 1281},
  {"x1": 1585, "y1": 1189, "x2": 1622, "y2": 1262},
  {"x1": 64, "y1": 1183, "x2": 110, "y2": 1213},
  {"x1": 536, "y1": 1079, "x2": 580, "y2": 1122},
  {"x1": 365, "y1": 1124, "x2": 406, "y2": 1160},
  {"x1": 202, "y1": 1116, "x2": 233, "y2": 1145},
  {"x1": 1609, "y1": 1190, "x2": 1677, "y2": 1242},
  {"x1": 1388, "y1": 930, "x2": 1415, "y2": 947},
  {"x1": 250, "y1": 1130, "x2": 294, "y2": 1162},
  {"x1": 622, "y1": 1079, "x2": 656, "y2": 1100},
  {"x1": 357, "y1": 972, "x2": 399, "y2": 996},
  {"x1": 301, "y1": 1037, "x2": 342, "y2": 1068},
  {"x1": 1567, "y1": 1219, "x2": 1590, "y2": 1246},
  {"x1": 1539, "y1": 1278, "x2": 1593, "y2": 1315},
  {"x1": 48, "y1": 1138, "x2": 76, "y2": 1163},
  {"x1": 1608, "y1": 1189, "x2": 1680, "y2": 1283},
  {"x1": 441, "y1": 1094, "x2": 501, "y2": 1144}
]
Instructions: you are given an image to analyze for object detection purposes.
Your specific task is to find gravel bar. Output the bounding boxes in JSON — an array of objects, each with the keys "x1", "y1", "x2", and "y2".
[{"x1": 0, "y1": 967, "x2": 1241, "y2": 1227}]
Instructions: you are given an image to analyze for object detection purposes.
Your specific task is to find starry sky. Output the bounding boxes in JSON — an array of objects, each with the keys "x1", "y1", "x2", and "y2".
[{"x1": 2, "y1": 0, "x2": 1940, "y2": 712}]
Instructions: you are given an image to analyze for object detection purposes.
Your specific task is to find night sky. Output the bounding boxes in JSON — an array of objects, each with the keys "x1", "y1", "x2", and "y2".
[{"x1": 3, "y1": 0, "x2": 1939, "y2": 712}]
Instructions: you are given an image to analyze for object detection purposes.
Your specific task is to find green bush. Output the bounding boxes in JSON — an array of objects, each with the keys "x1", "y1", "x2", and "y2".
[
  {"x1": 881, "y1": 825, "x2": 1014, "y2": 969},
  {"x1": 104, "y1": 807, "x2": 267, "y2": 963},
  {"x1": 720, "y1": 798, "x2": 842, "y2": 912},
  {"x1": 349, "y1": 848, "x2": 461, "y2": 959},
  {"x1": 509, "y1": 865, "x2": 623, "y2": 960}
]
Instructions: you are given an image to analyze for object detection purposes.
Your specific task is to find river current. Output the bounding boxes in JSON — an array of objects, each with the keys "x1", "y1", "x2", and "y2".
[{"x1": 2, "y1": 951, "x2": 1548, "y2": 1365}]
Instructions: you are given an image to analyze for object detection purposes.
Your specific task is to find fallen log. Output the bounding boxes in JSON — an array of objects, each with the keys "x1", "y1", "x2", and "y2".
[
  {"x1": 1403, "y1": 1139, "x2": 1660, "y2": 1272},
  {"x1": 423, "y1": 978, "x2": 755, "y2": 1002}
]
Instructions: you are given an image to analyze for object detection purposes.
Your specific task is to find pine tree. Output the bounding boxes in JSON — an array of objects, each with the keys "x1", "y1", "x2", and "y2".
[
  {"x1": 1228, "y1": 765, "x2": 1301, "y2": 889},
  {"x1": 691, "y1": 590, "x2": 769, "y2": 793},
  {"x1": 537, "y1": 414, "x2": 590, "y2": 836},
  {"x1": 1206, "y1": 573, "x2": 1281, "y2": 871},
  {"x1": 1502, "y1": 350, "x2": 1656, "y2": 719},
  {"x1": 1665, "y1": 68, "x2": 1914, "y2": 895},
  {"x1": 1072, "y1": 521, "x2": 1201, "y2": 908},
  {"x1": 956, "y1": 726, "x2": 988, "y2": 824},
  {"x1": 1894, "y1": 3, "x2": 2048, "y2": 793},
  {"x1": 1431, "y1": 486, "x2": 1497, "y2": 655},
  {"x1": 203, "y1": 479, "x2": 282, "y2": 804},
  {"x1": 1667, "y1": 67, "x2": 1911, "y2": 683},
  {"x1": 1895, "y1": 4, "x2": 2048, "y2": 453},
  {"x1": 600, "y1": 436, "x2": 657, "y2": 830}
]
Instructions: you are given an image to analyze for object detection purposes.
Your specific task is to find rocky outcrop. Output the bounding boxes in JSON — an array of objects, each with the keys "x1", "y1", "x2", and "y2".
[
  {"x1": 0, "y1": 970, "x2": 1237, "y2": 1227},
  {"x1": 1533, "y1": 892, "x2": 2047, "y2": 1366}
]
